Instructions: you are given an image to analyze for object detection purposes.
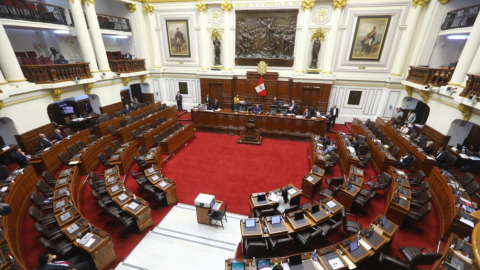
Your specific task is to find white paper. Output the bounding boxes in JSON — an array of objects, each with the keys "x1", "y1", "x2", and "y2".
[
  {"x1": 426, "y1": 156, "x2": 435, "y2": 160},
  {"x1": 307, "y1": 176, "x2": 314, "y2": 182},
  {"x1": 326, "y1": 201, "x2": 336, "y2": 208},
  {"x1": 128, "y1": 202, "x2": 139, "y2": 210},
  {"x1": 288, "y1": 189, "x2": 296, "y2": 195},
  {"x1": 159, "y1": 181, "x2": 168, "y2": 188},
  {"x1": 460, "y1": 153, "x2": 469, "y2": 159},
  {"x1": 269, "y1": 193, "x2": 279, "y2": 202},
  {"x1": 469, "y1": 156, "x2": 480, "y2": 161},
  {"x1": 328, "y1": 258, "x2": 344, "y2": 269},
  {"x1": 373, "y1": 225, "x2": 384, "y2": 235},
  {"x1": 342, "y1": 255, "x2": 356, "y2": 270},
  {"x1": 399, "y1": 195, "x2": 408, "y2": 201},
  {"x1": 359, "y1": 239, "x2": 372, "y2": 251},
  {"x1": 460, "y1": 217, "x2": 474, "y2": 227},
  {"x1": 69, "y1": 161, "x2": 79, "y2": 165},
  {"x1": 0, "y1": 187, "x2": 8, "y2": 192},
  {"x1": 313, "y1": 261, "x2": 325, "y2": 270},
  {"x1": 281, "y1": 263, "x2": 291, "y2": 270},
  {"x1": 84, "y1": 238, "x2": 96, "y2": 247}
]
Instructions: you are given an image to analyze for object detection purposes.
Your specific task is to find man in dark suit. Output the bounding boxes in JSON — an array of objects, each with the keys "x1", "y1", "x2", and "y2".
[
  {"x1": 329, "y1": 104, "x2": 339, "y2": 127},
  {"x1": 322, "y1": 135, "x2": 331, "y2": 148},
  {"x1": 124, "y1": 50, "x2": 132, "y2": 60},
  {"x1": 124, "y1": 104, "x2": 131, "y2": 114},
  {"x1": 302, "y1": 109, "x2": 310, "y2": 118},
  {"x1": 414, "y1": 132, "x2": 428, "y2": 146},
  {"x1": 38, "y1": 133, "x2": 52, "y2": 148},
  {"x1": 272, "y1": 97, "x2": 279, "y2": 106},
  {"x1": 396, "y1": 150, "x2": 414, "y2": 168},
  {"x1": 435, "y1": 147, "x2": 448, "y2": 168},
  {"x1": 253, "y1": 104, "x2": 262, "y2": 114},
  {"x1": 14, "y1": 148, "x2": 30, "y2": 168},
  {"x1": 350, "y1": 136, "x2": 360, "y2": 154},
  {"x1": 212, "y1": 99, "x2": 220, "y2": 110},
  {"x1": 288, "y1": 100, "x2": 298, "y2": 114},
  {"x1": 84, "y1": 102, "x2": 93, "y2": 114},
  {"x1": 204, "y1": 95, "x2": 212, "y2": 110},
  {"x1": 176, "y1": 91, "x2": 183, "y2": 111},
  {"x1": 422, "y1": 141, "x2": 434, "y2": 155},
  {"x1": 52, "y1": 129, "x2": 64, "y2": 142},
  {"x1": 37, "y1": 252, "x2": 90, "y2": 270}
]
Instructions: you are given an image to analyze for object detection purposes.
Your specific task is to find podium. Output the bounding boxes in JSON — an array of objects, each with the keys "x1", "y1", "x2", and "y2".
[{"x1": 238, "y1": 119, "x2": 263, "y2": 145}]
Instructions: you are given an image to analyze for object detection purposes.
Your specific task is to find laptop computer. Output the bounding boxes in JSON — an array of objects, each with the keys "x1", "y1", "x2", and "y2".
[
  {"x1": 271, "y1": 215, "x2": 281, "y2": 225},
  {"x1": 349, "y1": 240, "x2": 359, "y2": 252},
  {"x1": 257, "y1": 194, "x2": 266, "y2": 202},
  {"x1": 245, "y1": 219, "x2": 255, "y2": 228},
  {"x1": 311, "y1": 204, "x2": 319, "y2": 214}
]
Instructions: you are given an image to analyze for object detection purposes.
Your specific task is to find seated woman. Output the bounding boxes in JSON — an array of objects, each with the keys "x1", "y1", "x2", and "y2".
[
  {"x1": 274, "y1": 188, "x2": 291, "y2": 214},
  {"x1": 398, "y1": 124, "x2": 409, "y2": 134}
]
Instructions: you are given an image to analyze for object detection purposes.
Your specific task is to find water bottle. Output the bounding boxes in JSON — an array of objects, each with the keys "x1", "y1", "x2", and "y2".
[{"x1": 251, "y1": 257, "x2": 257, "y2": 270}]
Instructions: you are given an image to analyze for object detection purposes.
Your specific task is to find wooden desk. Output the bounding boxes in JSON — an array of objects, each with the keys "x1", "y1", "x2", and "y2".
[
  {"x1": 335, "y1": 134, "x2": 360, "y2": 174},
  {"x1": 385, "y1": 167, "x2": 411, "y2": 226},
  {"x1": 144, "y1": 165, "x2": 178, "y2": 205},
  {"x1": 109, "y1": 141, "x2": 137, "y2": 174},
  {"x1": 301, "y1": 172, "x2": 323, "y2": 199},
  {"x1": 196, "y1": 200, "x2": 223, "y2": 225},
  {"x1": 375, "y1": 117, "x2": 436, "y2": 174},
  {"x1": 144, "y1": 147, "x2": 164, "y2": 168},
  {"x1": 137, "y1": 117, "x2": 177, "y2": 148},
  {"x1": 248, "y1": 184, "x2": 303, "y2": 217},
  {"x1": 192, "y1": 109, "x2": 326, "y2": 139},
  {"x1": 160, "y1": 123, "x2": 195, "y2": 155},
  {"x1": 336, "y1": 166, "x2": 363, "y2": 212},
  {"x1": 240, "y1": 219, "x2": 264, "y2": 239},
  {"x1": 70, "y1": 135, "x2": 113, "y2": 175},
  {"x1": 29, "y1": 129, "x2": 90, "y2": 174},
  {"x1": 433, "y1": 234, "x2": 477, "y2": 270},
  {"x1": 309, "y1": 135, "x2": 326, "y2": 169}
]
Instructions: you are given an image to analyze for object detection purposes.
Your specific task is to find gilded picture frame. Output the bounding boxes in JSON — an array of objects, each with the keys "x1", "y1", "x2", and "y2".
[
  {"x1": 349, "y1": 15, "x2": 391, "y2": 61},
  {"x1": 166, "y1": 19, "x2": 191, "y2": 57}
]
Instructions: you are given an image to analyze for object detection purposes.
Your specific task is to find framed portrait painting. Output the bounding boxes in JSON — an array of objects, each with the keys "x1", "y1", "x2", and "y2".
[
  {"x1": 349, "y1": 16, "x2": 391, "y2": 61},
  {"x1": 166, "y1": 20, "x2": 191, "y2": 57}
]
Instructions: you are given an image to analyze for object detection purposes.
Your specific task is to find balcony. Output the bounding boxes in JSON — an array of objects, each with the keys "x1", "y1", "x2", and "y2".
[
  {"x1": 20, "y1": 61, "x2": 92, "y2": 84},
  {"x1": 0, "y1": 0, "x2": 67, "y2": 25},
  {"x1": 97, "y1": 13, "x2": 131, "y2": 32},
  {"x1": 441, "y1": 4, "x2": 480, "y2": 31},
  {"x1": 406, "y1": 66, "x2": 455, "y2": 87},
  {"x1": 109, "y1": 59, "x2": 146, "y2": 73},
  {"x1": 459, "y1": 73, "x2": 480, "y2": 101}
]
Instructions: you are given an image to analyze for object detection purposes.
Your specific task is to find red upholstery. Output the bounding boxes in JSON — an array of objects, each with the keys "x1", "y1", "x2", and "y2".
[
  {"x1": 26, "y1": 51, "x2": 37, "y2": 58},
  {"x1": 42, "y1": 57, "x2": 52, "y2": 64}
]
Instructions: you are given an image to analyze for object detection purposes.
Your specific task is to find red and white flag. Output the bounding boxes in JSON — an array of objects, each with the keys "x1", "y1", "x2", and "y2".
[{"x1": 255, "y1": 77, "x2": 266, "y2": 97}]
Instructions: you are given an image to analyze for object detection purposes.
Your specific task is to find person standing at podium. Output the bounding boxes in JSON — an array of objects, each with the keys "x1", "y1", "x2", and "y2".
[
  {"x1": 272, "y1": 97, "x2": 279, "y2": 106},
  {"x1": 176, "y1": 91, "x2": 183, "y2": 111},
  {"x1": 233, "y1": 94, "x2": 239, "y2": 111}
]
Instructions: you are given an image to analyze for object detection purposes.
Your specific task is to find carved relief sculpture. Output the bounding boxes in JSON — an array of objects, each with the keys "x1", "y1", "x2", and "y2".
[{"x1": 235, "y1": 10, "x2": 298, "y2": 67}]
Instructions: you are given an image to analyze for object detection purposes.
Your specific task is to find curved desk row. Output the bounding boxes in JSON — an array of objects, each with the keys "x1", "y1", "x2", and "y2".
[
  {"x1": 248, "y1": 184, "x2": 303, "y2": 218},
  {"x1": 136, "y1": 117, "x2": 177, "y2": 149},
  {"x1": 309, "y1": 135, "x2": 326, "y2": 169},
  {"x1": 69, "y1": 135, "x2": 113, "y2": 174},
  {"x1": 335, "y1": 133, "x2": 360, "y2": 175},
  {"x1": 160, "y1": 123, "x2": 195, "y2": 155}
]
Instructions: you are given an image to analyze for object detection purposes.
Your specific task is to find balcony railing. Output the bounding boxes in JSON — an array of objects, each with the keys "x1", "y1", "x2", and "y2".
[
  {"x1": 441, "y1": 4, "x2": 480, "y2": 30},
  {"x1": 97, "y1": 13, "x2": 131, "y2": 32},
  {"x1": 109, "y1": 60, "x2": 146, "y2": 73},
  {"x1": 0, "y1": 0, "x2": 67, "y2": 25},
  {"x1": 406, "y1": 66, "x2": 454, "y2": 87},
  {"x1": 21, "y1": 62, "x2": 92, "y2": 84},
  {"x1": 459, "y1": 73, "x2": 480, "y2": 101}
]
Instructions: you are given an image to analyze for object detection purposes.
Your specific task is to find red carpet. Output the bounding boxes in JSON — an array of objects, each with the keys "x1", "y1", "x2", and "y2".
[{"x1": 21, "y1": 124, "x2": 444, "y2": 269}]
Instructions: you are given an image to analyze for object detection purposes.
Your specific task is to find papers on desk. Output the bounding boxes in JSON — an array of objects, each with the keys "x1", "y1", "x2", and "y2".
[
  {"x1": 287, "y1": 189, "x2": 297, "y2": 196},
  {"x1": 342, "y1": 255, "x2": 356, "y2": 269},
  {"x1": 281, "y1": 263, "x2": 290, "y2": 270},
  {"x1": 460, "y1": 153, "x2": 469, "y2": 158},
  {"x1": 373, "y1": 225, "x2": 384, "y2": 235},
  {"x1": 399, "y1": 195, "x2": 408, "y2": 201},
  {"x1": 66, "y1": 223, "x2": 79, "y2": 234},
  {"x1": 460, "y1": 217, "x2": 474, "y2": 227},
  {"x1": 0, "y1": 187, "x2": 8, "y2": 193},
  {"x1": 329, "y1": 258, "x2": 344, "y2": 269},
  {"x1": 44, "y1": 147, "x2": 51, "y2": 151},
  {"x1": 269, "y1": 193, "x2": 279, "y2": 202},
  {"x1": 69, "y1": 160, "x2": 80, "y2": 165},
  {"x1": 426, "y1": 156, "x2": 435, "y2": 160},
  {"x1": 326, "y1": 201, "x2": 336, "y2": 208},
  {"x1": 84, "y1": 238, "x2": 96, "y2": 248},
  {"x1": 1, "y1": 146, "x2": 9, "y2": 151},
  {"x1": 158, "y1": 181, "x2": 168, "y2": 188},
  {"x1": 469, "y1": 156, "x2": 480, "y2": 160},
  {"x1": 313, "y1": 261, "x2": 325, "y2": 270},
  {"x1": 307, "y1": 176, "x2": 315, "y2": 182},
  {"x1": 128, "y1": 202, "x2": 139, "y2": 210},
  {"x1": 359, "y1": 239, "x2": 372, "y2": 251},
  {"x1": 118, "y1": 194, "x2": 128, "y2": 201}
]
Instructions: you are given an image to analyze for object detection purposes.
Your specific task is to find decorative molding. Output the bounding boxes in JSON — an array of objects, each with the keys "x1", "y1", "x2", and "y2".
[
  {"x1": 81, "y1": 0, "x2": 95, "y2": 7},
  {"x1": 196, "y1": 0, "x2": 207, "y2": 13},
  {"x1": 257, "y1": 61, "x2": 267, "y2": 76},
  {"x1": 143, "y1": 0, "x2": 154, "y2": 14},
  {"x1": 302, "y1": 0, "x2": 315, "y2": 11},
  {"x1": 412, "y1": 0, "x2": 429, "y2": 8},
  {"x1": 126, "y1": 3, "x2": 137, "y2": 13},
  {"x1": 51, "y1": 88, "x2": 63, "y2": 102},
  {"x1": 404, "y1": 85, "x2": 413, "y2": 97},
  {"x1": 123, "y1": 77, "x2": 131, "y2": 87},
  {"x1": 210, "y1": 28, "x2": 222, "y2": 40},
  {"x1": 84, "y1": 83, "x2": 93, "y2": 95},
  {"x1": 311, "y1": 27, "x2": 326, "y2": 41},
  {"x1": 313, "y1": 5, "x2": 331, "y2": 25},
  {"x1": 457, "y1": 104, "x2": 472, "y2": 121},
  {"x1": 419, "y1": 90, "x2": 429, "y2": 103},
  {"x1": 221, "y1": 0, "x2": 233, "y2": 12},
  {"x1": 333, "y1": 0, "x2": 347, "y2": 10},
  {"x1": 438, "y1": 0, "x2": 450, "y2": 4},
  {"x1": 140, "y1": 75, "x2": 147, "y2": 83},
  {"x1": 209, "y1": 9, "x2": 222, "y2": 26}
]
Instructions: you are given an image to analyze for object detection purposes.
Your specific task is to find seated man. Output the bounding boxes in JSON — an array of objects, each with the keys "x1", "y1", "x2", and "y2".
[
  {"x1": 461, "y1": 145, "x2": 480, "y2": 171},
  {"x1": 396, "y1": 150, "x2": 414, "y2": 168},
  {"x1": 397, "y1": 124, "x2": 409, "y2": 134},
  {"x1": 349, "y1": 136, "x2": 360, "y2": 154},
  {"x1": 414, "y1": 132, "x2": 428, "y2": 146},
  {"x1": 391, "y1": 107, "x2": 403, "y2": 124},
  {"x1": 322, "y1": 135, "x2": 331, "y2": 148},
  {"x1": 124, "y1": 50, "x2": 132, "y2": 60},
  {"x1": 422, "y1": 141, "x2": 434, "y2": 155},
  {"x1": 325, "y1": 141, "x2": 337, "y2": 155},
  {"x1": 288, "y1": 100, "x2": 298, "y2": 114},
  {"x1": 212, "y1": 99, "x2": 220, "y2": 110},
  {"x1": 434, "y1": 147, "x2": 448, "y2": 168},
  {"x1": 52, "y1": 129, "x2": 64, "y2": 142},
  {"x1": 38, "y1": 133, "x2": 52, "y2": 149},
  {"x1": 302, "y1": 109, "x2": 310, "y2": 118},
  {"x1": 272, "y1": 97, "x2": 279, "y2": 106},
  {"x1": 253, "y1": 104, "x2": 262, "y2": 114},
  {"x1": 56, "y1": 55, "x2": 68, "y2": 64},
  {"x1": 14, "y1": 148, "x2": 30, "y2": 168},
  {"x1": 37, "y1": 252, "x2": 91, "y2": 270},
  {"x1": 124, "y1": 104, "x2": 131, "y2": 114}
]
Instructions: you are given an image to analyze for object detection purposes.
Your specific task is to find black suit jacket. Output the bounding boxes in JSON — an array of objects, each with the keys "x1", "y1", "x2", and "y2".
[
  {"x1": 212, "y1": 102, "x2": 220, "y2": 110},
  {"x1": 423, "y1": 146, "x2": 433, "y2": 155},
  {"x1": 176, "y1": 95, "x2": 182, "y2": 102},
  {"x1": 14, "y1": 153, "x2": 29, "y2": 167},
  {"x1": 52, "y1": 133, "x2": 64, "y2": 142},
  {"x1": 289, "y1": 103, "x2": 298, "y2": 114},
  {"x1": 330, "y1": 107, "x2": 339, "y2": 118},
  {"x1": 273, "y1": 100, "x2": 279, "y2": 106},
  {"x1": 322, "y1": 139, "x2": 331, "y2": 148},
  {"x1": 435, "y1": 152, "x2": 448, "y2": 167},
  {"x1": 350, "y1": 141, "x2": 360, "y2": 153},
  {"x1": 402, "y1": 154, "x2": 414, "y2": 164},
  {"x1": 39, "y1": 138, "x2": 52, "y2": 148}
]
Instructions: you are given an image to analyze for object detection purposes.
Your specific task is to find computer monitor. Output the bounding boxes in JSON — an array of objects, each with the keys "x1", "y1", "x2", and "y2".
[
  {"x1": 311, "y1": 204, "x2": 319, "y2": 214},
  {"x1": 271, "y1": 215, "x2": 281, "y2": 225},
  {"x1": 231, "y1": 262, "x2": 245, "y2": 270},
  {"x1": 382, "y1": 215, "x2": 387, "y2": 226},
  {"x1": 294, "y1": 212, "x2": 304, "y2": 221},
  {"x1": 257, "y1": 259, "x2": 270, "y2": 268},
  {"x1": 349, "y1": 240, "x2": 359, "y2": 252},
  {"x1": 367, "y1": 229, "x2": 374, "y2": 239},
  {"x1": 245, "y1": 219, "x2": 255, "y2": 228},
  {"x1": 289, "y1": 254, "x2": 302, "y2": 266},
  {"x1": 257, "y1": 194, "x2": 266, "y2": 202}
]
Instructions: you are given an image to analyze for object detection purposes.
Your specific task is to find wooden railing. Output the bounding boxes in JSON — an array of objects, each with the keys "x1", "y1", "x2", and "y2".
[
  {"x1": 441, "y1": 4, "x2": 480, "y2": 30},
  {"x1": 109, "y1": 59, "x2": 146, "y2": 73},
  {"x1": 21, "y1": 62, "x2": 92, "y2": 84},
  {"x1": 406, "y1": 66, "x2": 454, "y2": 87},
  {"x1": 0, "y1": 0, "x2": 67, "y2": 25},
  {"x1": 459, "y1": 73, "x2": 480, "y2": 101},
  {"x1": 97, "y1": 13, "x2": 131, "y2": 32}
]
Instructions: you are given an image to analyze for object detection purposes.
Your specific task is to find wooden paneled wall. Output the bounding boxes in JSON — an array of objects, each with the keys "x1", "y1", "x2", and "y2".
[
  {"x1": 463, "y1": 124, "x2": 480, "y2": 149},
  {"x1": 99, "y1": 102, "x2": 124, "y2": 118},
  {"x1": 141, "y1": 93, "x2": 155, "y2": 104},
  {"x1": 200, "y1": 72, "x2": 332, "y2": 113},
  {"x1": 15, "y1": 123, "x2": 55, "y2": 154},
  {"x1": 424, "y1": 124, "x2": 451, "y2": 151}
]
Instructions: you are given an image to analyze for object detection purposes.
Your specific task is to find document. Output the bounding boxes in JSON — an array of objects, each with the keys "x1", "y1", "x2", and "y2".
[
  {"x1": 84, "y1": 238, "x2": 96, "y2": 248},
  {"x1": 326, "y1": 201, "x2": 336, "y2": 208},
  {"x1": 341, "y1": 255, "x2": 356, "y2": 269},
  {"x1": 67, "y1": 223, "x2": 79, "y2": 234},
  {"x1": 359, "y1": 239, "x2": 372, "y2": 251},
  {"x1": 69, "y1": 161, "x2": 80, "y2": 165},
  {"x1": 307, "y1": 176, "x2": 314, "y2": 182},
  {"x1": 159, "y1": 181, "x2": 168, "y2": 188},
  {"x1": 288, "y1": 189, "x2": 297, "y2": 195},
  {"x1": 118, "y1": 194, "x2": 128, "y2": 201},
  {"x1": 460, "y1": 217, "x2": 474, "y2": 227},
  {"x1": 460, "y1": 153, "x2": 469, "y2": 159},
  {"x1": 151, "y1": 175, "x2": 160, "y2": 182},
  {"x1": 313, "y1": 261, "x2": 325, "y2": 270},
  {"x1": 128, "y1": 202, "x2": 139, "y2": 210},
  {"x1": 328, "y1": 258, "x2": 344, "y2": 269},
  {"x1": 0, "y1": 187, "x2": 8, "y2": 192}
]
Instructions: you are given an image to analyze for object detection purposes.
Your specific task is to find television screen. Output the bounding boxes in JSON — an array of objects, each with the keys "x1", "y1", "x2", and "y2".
[
  {"x1": 62, "y1": 106, "x2": 74, "y2": 114},
  {"x1": 245, "y1": 219, "x2": 255, "y2": 228},
  {"x1": 271, "y1": 216, "x2": 281, "y2": 225},
  {"x1": 257, "y1": 259, "x2": 270, "y2": 269}
]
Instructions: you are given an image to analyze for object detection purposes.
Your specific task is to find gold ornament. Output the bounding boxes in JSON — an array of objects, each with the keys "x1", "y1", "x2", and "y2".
[
  {"x1": 196, "y1": 0, "x2": 207, "y2": 13},
  {"x1": 257, "y1": 61, "x2": 267, "y2": 76},
  {"x1": 458, "y1": 104, "x2": 472, "y2": 121},
  {"x1": 81, "y1": 0, "x2": 95, "y2": 7},
  {"x1": 438, "y1": 0, "x2": 450, "y2": 4},
  {"x1": 412, "y1": 0, "x2": 429, "y2": 8},
  {"x1": 123, "y1": 77, "x2": 131, "y2": 87},
  {"x1": 419, "y1": 90, "x2": 429, "y2": 104},
  {"x1": 333, "y1": 0, "x2": 347, "y2": 10},
  {"x1": 126, "y1": 3, "x2": 137, "y2": 13},
  {"x1": 210, "y1": 28, "x2": 222, "y2": 40},
  {"x1": 311, "y1": 27, "x2": 326, "y2": 41},
  {"x1": 0, "y1": 101, "x2": 4, "y2": 111},
  {"x1": 84, "y1": 83, "x2": 93, "y2": 95},
  {"x1": 211, "y1": 11, "x2": 219, "y2": 22},
  {"x1": 51, "y1": 88, "x2": 63, "y2": 102},
  {"x1": 140, "y1": 75, "x2": 147, "y2": 83},
  {"x1": 404, "y1": 85, "x2": 413, "y2": 97},
  {"x1": 302, "y1": 0, "x2": 315, "y2": 11},
  {"x1": 143, "y1": 0, "x2": 154, "y2": 14},
  {"x1": 221, "y1": 0, "x2": 232, "y2": 12},
  {"x1": 317, "y1": 8, "x2": 327, "y2": 20}
]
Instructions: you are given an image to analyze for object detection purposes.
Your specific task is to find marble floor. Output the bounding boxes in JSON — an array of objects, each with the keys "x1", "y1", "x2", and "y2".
[{"x1": 115, "y1": 203, "x2": 247, "y2": 270}]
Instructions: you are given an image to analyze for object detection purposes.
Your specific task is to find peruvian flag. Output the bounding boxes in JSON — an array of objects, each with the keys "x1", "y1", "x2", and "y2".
[{"x1": 255, "y1": 77, "x2": 266, "y2": 97}]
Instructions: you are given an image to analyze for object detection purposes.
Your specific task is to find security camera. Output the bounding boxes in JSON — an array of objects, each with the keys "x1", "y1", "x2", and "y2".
[
  {"x1": 73, "y1": 77, "x2": 80, "y2": 83},
  {"x1": 116, "y1": 73, "x2": 121, "y2": 77},
  {"x1": 100, "y1": 72, "x2": 106, "y2": 79}
]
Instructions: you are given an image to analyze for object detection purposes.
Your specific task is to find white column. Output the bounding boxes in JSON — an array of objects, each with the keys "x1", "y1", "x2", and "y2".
[
  {"x1": 322, "y1": 7, "x2": 342, "y2": 74},
  {"x1": 294, "y1": 7, "x2": 311, "y2": 73},
  {"x1": 68, "y1": 0, "x2": 98, "y2": 72},
  {"x1": 223, "y1": 8, "x2": 232, "y2": 71},
  {"x1": 450, "y1": 16, "x2": 480, "y2": 86},
  {"x1": 199, "y1": 8, "x2": 210, "y2": 70},
  {"x1": 130, "y1": 6, "x2": 152, "y2": 69},
  {"x1": 0, "y1": 21, "x2": 26, "y2": 83},
  {"x1": 83, "y1": 1, "x2": 110, "y2": 72},
  {"x1": 390, "y1": 5, "x2": 423, "y2": 76},
  {"x1": 147, "y1": 12, "x2": 162, "y2": 69},
  {"x1": 0, "y1": 69, "x2": 8, "y2": 85},
  {"x1": 462, "y1": 47, "x2": 480, "y2": 87}
]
